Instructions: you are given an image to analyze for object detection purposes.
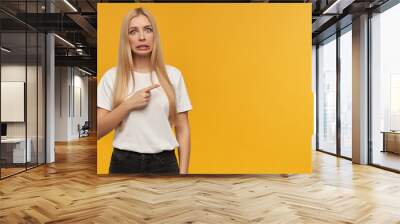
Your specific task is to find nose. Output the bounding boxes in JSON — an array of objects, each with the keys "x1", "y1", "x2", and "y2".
[{"x1": 139, "y1": 30, "x2": 145, "y2": 40}]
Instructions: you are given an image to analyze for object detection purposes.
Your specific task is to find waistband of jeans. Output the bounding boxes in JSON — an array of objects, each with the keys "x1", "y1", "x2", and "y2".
[{"x1": 113, "y1": 148, "x2": 174, "y2": 155}]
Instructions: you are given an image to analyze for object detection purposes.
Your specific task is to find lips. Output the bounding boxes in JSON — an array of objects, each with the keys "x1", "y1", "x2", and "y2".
[{"x1": 136, "y1": 44, "x2": 150, "y2": 50}]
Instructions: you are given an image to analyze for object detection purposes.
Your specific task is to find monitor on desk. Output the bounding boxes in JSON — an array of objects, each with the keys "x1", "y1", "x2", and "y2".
[{"x1": 1, "y1": 123, "x2": 7, "y2": 138}]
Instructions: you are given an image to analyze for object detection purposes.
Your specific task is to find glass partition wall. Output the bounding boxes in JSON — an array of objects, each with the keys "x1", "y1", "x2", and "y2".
[
  {"x1": 370, "y1": 3, "x2": 400, "y2": 172},
  {"x1": 339, "y1": 27, "x2": 352, "y2": 159},
  {"x1": 0, "y1": 1, "x2": 46, "y2": 179},
  {"x1": 317, "y1": 35, "x2": 337, "y2": 155},
  {"x1": 316, "y1": 26, "x2": 353, "y2": 159},
  {"x1": 316, "y1": 0, "x2": 400, "y2": 173}
]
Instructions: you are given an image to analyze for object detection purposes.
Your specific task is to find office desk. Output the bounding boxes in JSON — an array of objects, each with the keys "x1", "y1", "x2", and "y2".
[
  {"x1": 381, "y1": 131, "x2": 400, "y2": 154},
  {"x1": 1, "y1": 138, "x2": 32, "y2": 163}
]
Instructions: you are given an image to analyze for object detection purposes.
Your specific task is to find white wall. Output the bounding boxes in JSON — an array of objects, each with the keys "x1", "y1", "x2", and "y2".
[
  {"x1": 55, "y1": 67, "x2": 69, "y2": 141},
  {"x1": 71, "y1": 71, "x2": 89, "y2": 139},
  {"x1": 1, "y1": 64, "x2": 46, "y2": 164},
  {"x1": 1, "y1": 65, "x2": 39, "y2": 137},
  {"x1": 54, "y1": 67, "x2": 89, "y2": 141},
  {"x1": 1, "y1": 65, "x2": 26, "y2": 139}
]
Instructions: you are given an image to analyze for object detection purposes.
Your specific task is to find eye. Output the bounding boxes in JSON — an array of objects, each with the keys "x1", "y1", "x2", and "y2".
[
  {"x1": 129, "y1": 30, "x2": 137, "y2": 35},
  {"x1": 145, "y1": 27, "x2": 153, "y2": 33}
]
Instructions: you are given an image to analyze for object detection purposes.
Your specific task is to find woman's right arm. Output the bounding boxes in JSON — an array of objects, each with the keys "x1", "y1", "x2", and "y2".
[
  {"x1": 97, "y1": 83, "x2": 160, "y2": 139},
  {"x1": 97, "y1": 104, "x2": 130, "y2": 140}
]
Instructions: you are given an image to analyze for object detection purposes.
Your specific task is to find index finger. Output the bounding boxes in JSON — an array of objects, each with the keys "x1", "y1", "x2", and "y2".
[{"x1": 144, "y1": 84, "x2": 160, "y2": 92}]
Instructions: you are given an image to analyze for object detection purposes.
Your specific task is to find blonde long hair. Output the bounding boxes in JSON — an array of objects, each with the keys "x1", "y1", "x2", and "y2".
[{"x1": 113, "y1": 7, "x2": 177, "y2": 126}]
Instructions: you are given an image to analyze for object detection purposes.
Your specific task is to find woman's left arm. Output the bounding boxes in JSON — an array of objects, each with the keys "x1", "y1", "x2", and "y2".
[{"x1": 175, "y1": 111, "x2": 191, "y2": 175}]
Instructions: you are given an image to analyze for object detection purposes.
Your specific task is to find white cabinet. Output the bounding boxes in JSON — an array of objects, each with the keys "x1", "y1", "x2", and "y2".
[{"x1": 1, "y1": 138, "x2": 32, "y2": 163}]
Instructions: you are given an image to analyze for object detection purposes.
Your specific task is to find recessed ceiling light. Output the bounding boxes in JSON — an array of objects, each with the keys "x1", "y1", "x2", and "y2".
[
  {"x1": 54, "y1": 34, "x2": 75, "y2": 48},
  {"x1": 1, "y1": 47, "x2": 11, "y2": 53},
  {"x1": 77, "y1": 67, "x2": 92, "y2": 76},
  {"x1": 63, "y1": 0, "x2": 78, "y2": 12},
  {"x1": 322, "y1": 0, "x2": 354, "y2": 15}
]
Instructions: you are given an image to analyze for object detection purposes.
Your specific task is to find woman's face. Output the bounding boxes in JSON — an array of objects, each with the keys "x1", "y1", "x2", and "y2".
[{"x1": 128, "y1": 14, "x2": 154, "y2": 57}]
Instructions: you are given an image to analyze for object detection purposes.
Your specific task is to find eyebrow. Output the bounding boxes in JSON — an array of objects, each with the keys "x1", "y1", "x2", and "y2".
[{"x1": 128, "y1": 25, "x2": 152, "y2": 30}]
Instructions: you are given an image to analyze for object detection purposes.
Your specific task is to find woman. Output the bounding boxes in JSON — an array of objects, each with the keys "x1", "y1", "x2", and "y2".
[{"x1": 97, "y1": 7, "x2": 192, "y2": 175}]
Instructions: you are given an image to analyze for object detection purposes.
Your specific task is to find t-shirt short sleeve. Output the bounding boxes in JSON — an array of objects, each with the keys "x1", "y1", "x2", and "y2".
[
  {"x1": 97, "y1": 67, "x2": 116, "y2": 111},
  {"x1": 168, "y1": 66, "x2": 193, "y2": 113}
]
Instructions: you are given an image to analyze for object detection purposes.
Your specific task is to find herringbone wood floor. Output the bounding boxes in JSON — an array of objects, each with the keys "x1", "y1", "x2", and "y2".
[{"x1": 0, "y1": 135, "x2": 400, "y2": 224}]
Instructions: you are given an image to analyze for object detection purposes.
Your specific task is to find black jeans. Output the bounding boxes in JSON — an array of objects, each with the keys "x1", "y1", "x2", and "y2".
[{"x1": 109, "y1": 148, "x2": 180, "y2": 175}]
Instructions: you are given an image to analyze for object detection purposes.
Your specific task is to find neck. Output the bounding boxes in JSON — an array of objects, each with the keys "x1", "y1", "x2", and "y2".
[{"x1": 133, "y1": 55, "x2": 152, "y2": 73}]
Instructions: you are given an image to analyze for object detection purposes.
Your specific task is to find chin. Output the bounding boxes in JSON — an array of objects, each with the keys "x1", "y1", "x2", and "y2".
[{"x1": 133, "y1": 50, "x2": 152, "y2": 57}]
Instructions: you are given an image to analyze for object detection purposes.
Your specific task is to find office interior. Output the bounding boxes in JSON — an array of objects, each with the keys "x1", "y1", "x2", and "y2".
[
  {"x1": 0, "y1": 0, "x2": 399, "y2": 222},
  {"x1": 0, "y1": 0, "x2": 97, "y2": 179},
  {"x1": 313, "y1": 0, "x2": 400, "y2": 172},
  {"x1": 1, "y1": 0, "x2": 399, "y2": 189}
]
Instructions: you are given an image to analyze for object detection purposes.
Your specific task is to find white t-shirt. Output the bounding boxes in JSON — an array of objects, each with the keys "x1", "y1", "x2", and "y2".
[{"x1": 97, "y1": 65, "x2": 192, "y2": 153}]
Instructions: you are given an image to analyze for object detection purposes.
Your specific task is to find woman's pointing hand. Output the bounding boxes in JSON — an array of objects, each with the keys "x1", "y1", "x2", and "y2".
[{"x1": 123, "y1": 84, "x2": 160, "y2": 111}]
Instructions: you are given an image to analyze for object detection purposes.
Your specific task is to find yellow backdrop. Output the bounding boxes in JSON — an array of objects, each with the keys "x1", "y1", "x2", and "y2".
[{"x1": 97, "y1": 3, "x2": 312, "y2": 174}]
